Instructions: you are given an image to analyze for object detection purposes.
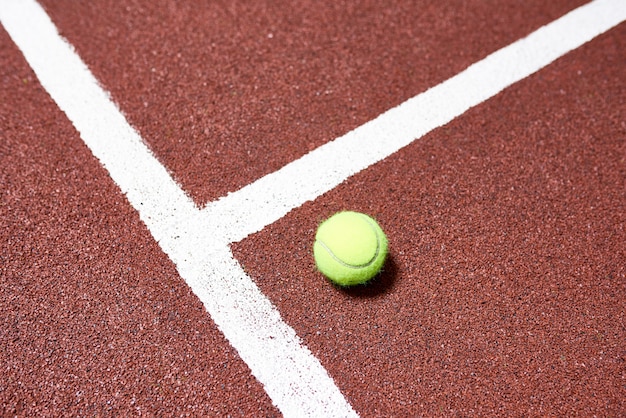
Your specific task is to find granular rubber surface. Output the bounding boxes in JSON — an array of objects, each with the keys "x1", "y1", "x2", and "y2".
[
  {"x1": 40, "y1": 0, "x2": 587, "y2": 204},
  {"x1": 2, "y1": 1, "x2": 624, "y2": 416},
  {"x1": 233, "y1": 24, "x2": 626, "y2": 416},
  {"x1": 0, "y1": 27, "x2": 277, "y2": 417}
]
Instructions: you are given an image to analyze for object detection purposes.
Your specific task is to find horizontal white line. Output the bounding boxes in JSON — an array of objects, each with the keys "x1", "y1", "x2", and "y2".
[
  {"x1": 2, "y1": 0, "x2": 624, "y2": 416},
  {"x1": 201, "y1": 0, "x2": 626, "y2": 245}
]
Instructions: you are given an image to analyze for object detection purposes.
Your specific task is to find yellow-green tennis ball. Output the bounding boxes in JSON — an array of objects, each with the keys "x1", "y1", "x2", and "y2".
[{"x1": 313, "y1": 211, "x2": 388, "y2": 286}]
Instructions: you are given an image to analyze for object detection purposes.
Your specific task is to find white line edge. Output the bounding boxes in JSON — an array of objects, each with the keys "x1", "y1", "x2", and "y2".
[{"x1": 1, "y1": 0, "x2": 624, "y2": 416}]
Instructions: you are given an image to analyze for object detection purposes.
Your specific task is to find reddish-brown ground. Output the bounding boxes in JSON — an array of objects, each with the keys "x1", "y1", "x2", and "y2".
[
  {"x1": 2, "y1": 1, "x2": 624, "y2": 416},
  {"x1": 0, "y1": 27, "x2": 278, "y2": 417},
  {"x1": 40, "y1": 0, "x2": 588, "y2": 204},
  {"x1": 233, "y1": 24, "x2": 626, "y2": 416}
]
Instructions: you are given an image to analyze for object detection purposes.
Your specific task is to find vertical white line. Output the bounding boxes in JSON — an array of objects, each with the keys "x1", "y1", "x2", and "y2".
[
  {"x1": 0, "y1": 0, "x2": 197, "y2": 248},
  {"x1": 0, "y1": 1, "x2": 359, "y2": 416},
  {"x1": 2, "y1": 0, "x2": 624, "y2": 416}
]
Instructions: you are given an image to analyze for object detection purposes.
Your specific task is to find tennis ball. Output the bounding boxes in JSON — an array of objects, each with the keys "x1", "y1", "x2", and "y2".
[{"x1": 313, "y1": 211, "x2": 388, "y2": 286}]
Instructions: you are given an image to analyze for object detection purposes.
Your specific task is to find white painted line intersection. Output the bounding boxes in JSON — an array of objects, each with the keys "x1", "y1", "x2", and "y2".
[{"x1": 1, "y1": 0, "x2": 624, "y2": 416}]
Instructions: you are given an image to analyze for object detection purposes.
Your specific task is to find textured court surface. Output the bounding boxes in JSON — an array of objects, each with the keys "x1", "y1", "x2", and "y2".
[{"x1": 1, "y1": 1, "x2": 625, "y2": 416}]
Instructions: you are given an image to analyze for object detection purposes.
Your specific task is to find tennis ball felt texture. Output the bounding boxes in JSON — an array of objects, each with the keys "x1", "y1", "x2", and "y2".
[{"x1": 314, "y1": 211, "x2": 388, "y2": 286}]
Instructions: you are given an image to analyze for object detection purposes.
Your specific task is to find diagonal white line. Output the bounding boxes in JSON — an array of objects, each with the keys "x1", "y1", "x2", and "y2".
[
  {"x1": 201, "y1": 0, "x2": 626, "y2": 245},
  {"x1": 2, "y1": 0, "x2": 624, "y2": 416},
  {"x1": 0, "y1": 1, "x2": 358, "y2": 416},
  {"x1": 0, "y1": 0, "x2": 197, "y2": 252}
]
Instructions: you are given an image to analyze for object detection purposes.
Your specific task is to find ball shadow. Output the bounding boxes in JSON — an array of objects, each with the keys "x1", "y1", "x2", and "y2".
[{"x1": 337, "y1": 254, "x2": 398, "y2": 298}]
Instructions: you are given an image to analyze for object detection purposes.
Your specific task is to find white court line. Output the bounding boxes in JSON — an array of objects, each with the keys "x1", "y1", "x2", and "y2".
[
  {"x1": 0, "y1": 1, "x2": 357, "y2": 417},
  {"x1": 202, "y1": 0, "x2": 626, "y2": 245},
  {"x1": 1, "y1": 0, "x2": 624, "y2": 416}
]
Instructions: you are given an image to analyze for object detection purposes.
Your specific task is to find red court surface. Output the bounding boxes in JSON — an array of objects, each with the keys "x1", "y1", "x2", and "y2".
[
  {"x1": 38, "y1": 0, "x2": 587, "y2": 204},
  {"x1": 234, "y1": 24, "x2": 626, "y2": 416},
  {"x1": 0, "y1": 27, "x2": 277, "y2": 416},
  {"x1": 1, "y1": 1, "x2": 625, "y2": 417}
]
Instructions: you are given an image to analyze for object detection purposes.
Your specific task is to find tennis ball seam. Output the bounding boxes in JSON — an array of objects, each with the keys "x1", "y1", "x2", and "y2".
[{"x1": 315, "y1": 214, "x2": 382, "y2": 269}]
